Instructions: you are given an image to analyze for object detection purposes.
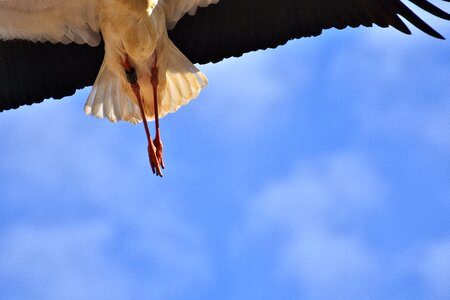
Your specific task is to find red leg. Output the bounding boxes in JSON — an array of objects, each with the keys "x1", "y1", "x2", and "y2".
[
  {"x1": 123, "y1": 56, "x2": 163, "y2": 177},
  {"x1": 151, "y1": 53, "x2": 164, "y2": 170}
]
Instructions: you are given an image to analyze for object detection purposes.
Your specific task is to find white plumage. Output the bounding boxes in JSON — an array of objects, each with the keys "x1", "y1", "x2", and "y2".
[
  {"x1": 0, "y1": 0, "x2": 218, "y2": 123},
  {"x1": 0, "y1": 1, "x2": 101, "y2": 46}
]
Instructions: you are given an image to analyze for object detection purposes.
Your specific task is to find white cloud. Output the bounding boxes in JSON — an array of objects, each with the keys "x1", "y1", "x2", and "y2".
[
  {"x1": 420, "y1": 239, "x2": 450, "y2": 299},
  {"x1": 280, "y1": 230, "x2": 379, "y2": 299},
  {"x1": 356, "y1": 100, "x2": 450, "y2": 151},
  {"x1": 233, "y1": 151, "x2": 388, "y2": 298},
  {"x1": 320, "y1": 20, "x2": 450, "y2": 152},
  {"x1": 0, "y1": 91, "x2": 212, "y2": 300},
  {"x1": 0, "y1": 221, "x2": 125, "y2": 300},
  {"x1": 0, "y1": 87, "x2": 183, "y2": 201},
  {"x1": 241, "y1": 152, "x2": 387, "y2": 234},
  {"x1": 192, "y1": 50, "x2": 292, "y2": 138},
  {"x1": 0, "y1": 209, "x2": 211, "y2": 300},
  {"x1": 233, "y1": 147, "x2": 450, "y2": 298}
]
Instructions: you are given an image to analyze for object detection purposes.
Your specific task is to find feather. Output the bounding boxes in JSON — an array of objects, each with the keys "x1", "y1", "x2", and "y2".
[{"x1": 0, "y1": 0, "x2": 100, "y2": 46}]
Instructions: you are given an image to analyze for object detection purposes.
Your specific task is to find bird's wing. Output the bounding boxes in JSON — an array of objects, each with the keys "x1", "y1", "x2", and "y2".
[
  {"x1": 1, "y1": 0, "x2": 450, "y2": 112},
  {"x1": 0, "y1": 0, "x2": 100, "y2": 46},
  {"x1": 169, "y1": 0, "x2": 450, "y2": 64},
  {"x1": 160, "y1": 0, "x2": 219, "y2": 29},
  {"x1": 0, "y1": 40, "x2": 104, "y2": 111}
]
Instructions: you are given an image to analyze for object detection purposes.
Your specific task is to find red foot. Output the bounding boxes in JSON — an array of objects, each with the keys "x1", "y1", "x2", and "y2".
[
  {"x1": 148, "y1": 140, "x2": 163, "y2": 177},
  {"x1": 153, "y1": 133, "x2": 165, "y2": 170}
]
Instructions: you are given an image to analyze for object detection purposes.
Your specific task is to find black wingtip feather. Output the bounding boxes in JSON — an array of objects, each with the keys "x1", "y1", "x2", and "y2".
[
  {"x1": 410, "y1": 0, "x2": 450, "y2": 20},
  {"x1": 391, "y1": 0, "x2": 446, "y2": 39}
]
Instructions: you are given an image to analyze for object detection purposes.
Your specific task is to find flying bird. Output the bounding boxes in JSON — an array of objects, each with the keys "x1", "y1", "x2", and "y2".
[{"x1": 1, "y1": 0, "x2": 449, "y2": 176}]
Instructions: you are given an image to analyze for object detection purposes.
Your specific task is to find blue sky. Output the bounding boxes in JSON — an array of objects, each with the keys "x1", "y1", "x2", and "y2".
[{"x1": 1, "y1": 5, "x2": 450, "y2": 299}]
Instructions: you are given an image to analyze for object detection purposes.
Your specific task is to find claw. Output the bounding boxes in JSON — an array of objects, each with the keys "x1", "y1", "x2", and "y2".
[
  {"x1": 148, "y1": 141, "x2": 163, "y2": 177},
  {"x1": 153, "y1": 133, "x2": 164, "y2": 170}
]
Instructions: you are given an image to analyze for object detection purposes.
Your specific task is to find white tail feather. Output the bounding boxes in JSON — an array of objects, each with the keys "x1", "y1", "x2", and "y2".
[
  {"x1": 85, "y1": 61, "x2": 142, "y2": 124},
  {"x1": 158, "y1": 40, "x2": 208, "y2": 118},
  {"x1": 85, "y1": 40, "x2": 207, "y2": 124}
]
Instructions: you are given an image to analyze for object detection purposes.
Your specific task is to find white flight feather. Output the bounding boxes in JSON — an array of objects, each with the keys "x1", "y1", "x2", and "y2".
[{"x1": 0, "y1": 0, "x2": 100, "y2": 46}]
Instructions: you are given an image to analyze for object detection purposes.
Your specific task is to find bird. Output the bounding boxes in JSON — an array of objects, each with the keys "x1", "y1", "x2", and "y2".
[
  {"x1": 1, "y1": 0, "x2": 449, "y2": 177},
  {"x1": 0, "y1": 0, "x2": 217, "y2": 177}
]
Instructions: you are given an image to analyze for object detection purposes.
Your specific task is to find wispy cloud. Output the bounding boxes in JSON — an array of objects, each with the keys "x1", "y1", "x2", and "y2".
[
  {"x1": 0, "y1": 198, "x2": 212, "y2": 300},
  {"x1": 0, "y1": 221, "x2": 125, "y2": 300},
  {"x1": 420, "y1": 239, "x2": 450, "y2": 299},
  {"x1": 356, "y1": 99, "x2": 450, "y2": 151},
  {"x1": 0, "y1": 93, "x2": 212, "y2": 300},
  {"x1": 191, "y1": 50, "x2": 291, "y2": 139},
  {"x1": 232, "y1": 144, "x2": 450, "y2": 298},
  {"x1": 232, "y1": 151, "x2": 388, "y2": 298},
  {"x1": 280, "y1": 230, "x2": 380, "y2": 299},
  {"x1": 319, "y1": 23, "x2": 450, "y2": 152}
]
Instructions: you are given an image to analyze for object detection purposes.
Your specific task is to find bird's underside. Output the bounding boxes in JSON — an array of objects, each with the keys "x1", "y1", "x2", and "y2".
[{"x1": 0, "y1": 0, "x2": 449, "y2": 176}]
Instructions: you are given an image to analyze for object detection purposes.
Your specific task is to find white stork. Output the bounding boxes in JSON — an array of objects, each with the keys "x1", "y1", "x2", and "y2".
[{"x1": 0, "y1": 0, "x2": 449, "y2": 176}]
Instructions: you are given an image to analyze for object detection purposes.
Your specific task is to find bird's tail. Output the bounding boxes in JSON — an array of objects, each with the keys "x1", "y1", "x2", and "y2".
[
  {"x1": 84, "y1": 40, "x2": 208, "y2": 124},
  {"x1": 157, "y1": 39, "x2": 208, "y2": 119},
  {"x1": 84, "y1": 60, "x2": 143, "y2": 124}
]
